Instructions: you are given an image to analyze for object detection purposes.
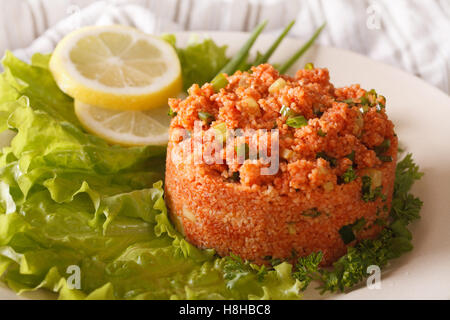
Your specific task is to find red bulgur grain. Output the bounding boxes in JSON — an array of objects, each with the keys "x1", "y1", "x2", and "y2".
[{"x1": 165, "y1": 64, "x2": 397, "y2": 266}]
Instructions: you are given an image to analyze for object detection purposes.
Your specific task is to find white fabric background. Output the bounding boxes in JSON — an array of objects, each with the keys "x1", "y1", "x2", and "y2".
[{"x1": 0, "y1": 0, "x2": 449, "y2": 93}]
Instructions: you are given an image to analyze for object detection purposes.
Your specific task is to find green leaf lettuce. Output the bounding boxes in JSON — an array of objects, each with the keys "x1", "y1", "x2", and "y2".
[
  {"x1": 0, "y1": 52, "x2": 303, "y2": 300},
  {"x1": 162, "y1": 34, "x2": 229, "y2": 91}
]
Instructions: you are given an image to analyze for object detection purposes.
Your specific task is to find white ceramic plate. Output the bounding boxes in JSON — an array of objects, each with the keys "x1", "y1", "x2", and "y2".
[{"x1": 1, "y1": 31, "x2": 449, "y2": 300}]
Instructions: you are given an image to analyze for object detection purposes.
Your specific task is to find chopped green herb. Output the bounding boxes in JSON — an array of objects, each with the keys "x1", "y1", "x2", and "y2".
[
  {"x1": 313, "y1": 109, "x2": 324, "y2": 117},
  {"x1": 229, "y1": 171, "x2": 240, "y2": 182},
  {"x1": 198, "y1": 111, "x2": 214, "y2": 124},
  {"x1": 302, "y1": 208, "x2": 322, "y2": 218},
  {"x1": 346, "y1": 150, "x2": 356, "y2": 162},
  {"x1": 339, "y1": 225, "x2": 356, "y2": 244},
  {"x1": 286, "y1": 115, "x2": 308, "y2": 128},
  {"x1": 374, "y1": 139, "x2": 393, "y2": 162},
  {"x1": 352, "y1": 217, "x2": 366, "y2": 231},
  {"x1": 339, "y1": 218, "x2": 366, "y2": 244},
  {"x1": 361, "y1": 176, "x2": 384, "y2": 202},
  {"x1": 359, "y1": 105, "x2": 370, "y2": 113},
  {"x1": 360, "y1": 96, "x2": 370, "y2": 105},
  {"x1": 168, "y1": 107, "x2": 177, "y2": 117},
  {"x1": 340, "y1": 167, "x2": 357, "y2": 184},
  {"x1": 379, "y1": 155, "x2": 393, "y2": 162},
  {"x1": 376, "y1": 103, "x2": 385, "y2": 112},
  {"x1": 374, "y1": 139, "x2": 391, "y2": 156},
  {"x1": 316, "y1": 151, "x2": 337, "y2": 168},
  {"x1": 280, "y1": 105, "x2": 298, "y2": 117},
  {"x1": 342, "y1": 99, "x2": 355, "y2": 105}
]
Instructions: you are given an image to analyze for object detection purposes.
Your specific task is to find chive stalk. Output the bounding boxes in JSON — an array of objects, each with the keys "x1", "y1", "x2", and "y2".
[
  {"x1": 253, "y1": 20, "x2": 296, "y2": 66},
  {"x1": 278, "y1": 23, "x2": 326, "y2": 74},
  {"x1": 211, "y1": 20, "x2": 268, "y2": 90}
]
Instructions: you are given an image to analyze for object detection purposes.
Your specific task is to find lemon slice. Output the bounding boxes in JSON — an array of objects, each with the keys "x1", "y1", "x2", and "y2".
[
  {"x1": 50, "y1": 25, "x2": 182, "y2": 111},
  {"x1": 74, "y1": 100, "x2": 171, "y2": 146}
]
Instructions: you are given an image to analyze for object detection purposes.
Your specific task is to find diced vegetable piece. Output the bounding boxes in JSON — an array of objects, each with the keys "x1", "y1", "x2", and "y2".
[
  {"x1": 287, "y1": 223, "x2": 296, "y2": 234},
  {"x1": 318, "y1": 165, "x2": 329, "y2": 175},
  {"x1": 236, "y1": 143, "x2": 250, "y2": 160},
  {"x1": 281, "y1": 148, "x2": 295, "y2": 160},
  {"x1": 302, "y1": 208, "x2": 322, "y2": 217},
  {"x1": 213, "y1": 122, "x2": 227, "y2": 143},
  {"x1": 211, "y1": 73, "x2": 229, "y2": 92},
  {"x1": 322, "y1": 181, "x2": 334, "y2": 192},
  {"x1": 354, "y1": 110, "x2": 364, "y2": 136},
  {"x1": 242, "y1": 97, "x2": 260, "y2": 115},
  {"x1": 183, "y1": 206, "x2": 196, "y2": 222},
  {"x1": 268, "y1": 78, "x2": 287, "y2": 94},
  {"x1": 360, "y1": 96, "x2": 370, "y2": 106},
  {"x1": 286, "y1": 115, "x2": 308, "y2": 128},
  {"x1": 304, "y1": 62, "x2": 315, "y2": 70}
]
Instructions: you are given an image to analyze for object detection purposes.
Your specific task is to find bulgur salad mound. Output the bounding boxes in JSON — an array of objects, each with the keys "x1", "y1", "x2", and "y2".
[
  {"x1": 166, "y1": 64, "x2": 398, "y2": 265},
  {"x1": 0, "y1": 29, "x2": 422, "y2": 300}
]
